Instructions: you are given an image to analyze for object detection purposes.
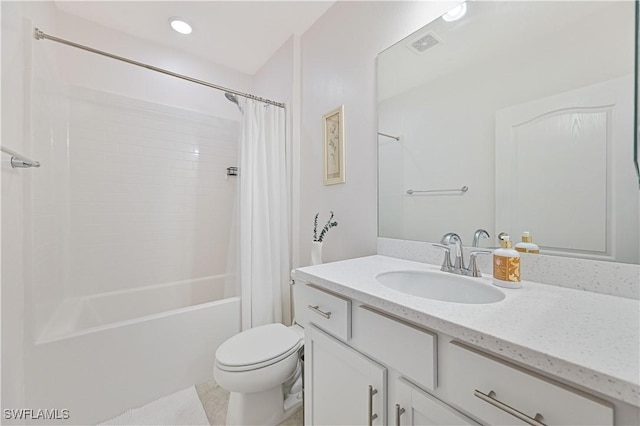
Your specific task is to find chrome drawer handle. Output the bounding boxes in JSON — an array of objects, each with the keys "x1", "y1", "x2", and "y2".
[
  {"x1": 395, "y1": 403, "x2": 405, "y2": 426},
  {"x1": 368, "y1": 385, "x2": 378, "y2": 426},
  {"x1": 474, "y1": 390, "x2": 546, "y2": 426},
  {"x1": 307, "y1": 305, "x2": 331, "y2": 319}
]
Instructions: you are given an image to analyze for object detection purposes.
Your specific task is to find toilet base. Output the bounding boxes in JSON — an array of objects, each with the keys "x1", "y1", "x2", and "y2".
[{"x1": 226, "y1": 386, "x2": 302, "y2": 426}]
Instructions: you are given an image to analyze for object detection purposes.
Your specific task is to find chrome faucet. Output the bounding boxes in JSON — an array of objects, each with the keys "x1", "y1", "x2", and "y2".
[
  {"x1": 440, "y1": 232, "x2": 464, "y2": 273},
  {"x1": 433, "y1": 232, "x2": 491, "y2": 277},
  {"x1": 472, "y1": 229, "x2": 490, "y2": 247}
]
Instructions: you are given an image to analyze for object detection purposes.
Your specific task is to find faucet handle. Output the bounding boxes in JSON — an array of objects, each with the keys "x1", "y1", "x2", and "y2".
[
  {"x1": 472, "y1": 229, "x2": 490, "y2": 247},
  {"x1": 440, "y1": 233, "x2": 464, "y2": 271},
  {"x1": 432, "y1": 243, "x2": 453, "y2": 272},
  {"x1": 466, "y1": 250, "x2": 492, "y2": 277}
]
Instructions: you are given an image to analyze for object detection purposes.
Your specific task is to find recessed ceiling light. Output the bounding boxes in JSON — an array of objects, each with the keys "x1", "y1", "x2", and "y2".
[
  {"x1": 170, "y1": 18, "x2": 193, "y2": 35},
  {"x1": 442, "y1": 3, "x2": 467, "y2": 22}
]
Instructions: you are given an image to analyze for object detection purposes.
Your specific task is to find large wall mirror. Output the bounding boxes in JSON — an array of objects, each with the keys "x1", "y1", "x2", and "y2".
[{"x1": 377, "y1": 1, "x2": 639, "y2": 264}]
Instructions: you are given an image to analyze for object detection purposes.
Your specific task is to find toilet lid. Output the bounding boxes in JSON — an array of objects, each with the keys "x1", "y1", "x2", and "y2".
[{"x1": 216, "y1": 323, "x2": 302, "y2": 371}]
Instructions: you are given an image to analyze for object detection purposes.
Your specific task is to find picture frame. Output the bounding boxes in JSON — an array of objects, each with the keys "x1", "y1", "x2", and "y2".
[{"x1": 322, "y1": 105, "x2": 346, "y2": 185}]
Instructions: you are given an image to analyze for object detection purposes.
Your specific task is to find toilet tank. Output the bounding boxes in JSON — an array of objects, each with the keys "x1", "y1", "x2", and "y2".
[{"x1": 291, "y1": 277, "x2": 310, "y2": 327}]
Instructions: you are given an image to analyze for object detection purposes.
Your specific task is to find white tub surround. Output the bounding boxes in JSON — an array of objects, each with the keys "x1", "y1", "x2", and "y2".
[
  {"x1": 26, "y1": 278, "x2": 240, "y2": 425},
  {"x1": 37, "y1": 275, "x2": 232, "y2": 343},
  {"x1": 292, "y1": 255, "x2": 639, "y2": 408},
  {"x1": 22, "y1": 80, "x2": 243, "y2": 425}
]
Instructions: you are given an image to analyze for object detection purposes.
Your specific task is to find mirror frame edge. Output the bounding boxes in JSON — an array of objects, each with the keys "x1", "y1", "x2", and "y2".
[{"x1": 636, "y1": 0, "x2": 640, "y2": 185}]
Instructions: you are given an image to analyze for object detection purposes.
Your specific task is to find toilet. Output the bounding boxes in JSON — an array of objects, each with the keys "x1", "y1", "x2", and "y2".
[{"x1": 213, "y1": 282, "x2": 307, "y2": 425}]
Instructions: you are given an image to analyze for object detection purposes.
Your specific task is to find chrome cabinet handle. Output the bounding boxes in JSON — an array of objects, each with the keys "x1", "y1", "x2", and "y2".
[
  {"x1": 307, "y1": 305, "x2": 331, "y2": 319},
  {"x1": 395, "y1": 403, "x2": 405, "y2": 426},
  {"x1": 368, "y1": 385, "x2": 378, "y2": 426},
  {"x1": 474, "y1": 390, "x2": 546, "y2": 426}
]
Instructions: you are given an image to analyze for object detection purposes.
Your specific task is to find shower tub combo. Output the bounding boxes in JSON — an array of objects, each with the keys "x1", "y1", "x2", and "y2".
[
  {"x1": 26, "y1": 275, "x2": 239, "y2": 425},
  {"x1": 22, "y1": 26, "x2": 256, "y2": 425}
]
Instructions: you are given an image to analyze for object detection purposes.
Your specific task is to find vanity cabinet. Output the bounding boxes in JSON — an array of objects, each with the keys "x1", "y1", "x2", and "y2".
[
  {"x1": 395, "y1": 377, "x2": 479, "y2": 426},
  {"x1": 305, "y1": 304, "x2": 476, "y2": 426},
  {"x1": 299, "y1": 279, "x2": 632, "y2": 426},
  {"x1": 302, "y1": 283, "x2": 471, "y2": 426},
  {"x1": 305, "y1": 325, "x2": 386, "y2": 425}
]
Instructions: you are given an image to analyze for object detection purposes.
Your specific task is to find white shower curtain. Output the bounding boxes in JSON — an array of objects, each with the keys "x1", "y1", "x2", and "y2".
[{"x1": 239, "y1": 99, "x2": 290, "y2": 329}]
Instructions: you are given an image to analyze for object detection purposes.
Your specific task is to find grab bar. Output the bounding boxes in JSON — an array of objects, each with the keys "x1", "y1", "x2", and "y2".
[
  {"x1": 406, "y1": 186, "x2": 468, "y2": 195},
  {"x1": 378, "y1": 132, "x2": 400, "y2": 141},
  {"x1": 1, "y1": 146, "x2": 40, "y2": 168}
]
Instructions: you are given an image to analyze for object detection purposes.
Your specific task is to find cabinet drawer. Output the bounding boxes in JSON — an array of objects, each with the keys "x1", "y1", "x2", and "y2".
[
  {"x1": 447, "y1": 341, "x2": 613, "y2": 425},
  {"x1": 356, "y1": 306, "x2": 436, "y2": 391},
  {"x1": 305, "y1": 284, "x2": 351, "y2": 341}
]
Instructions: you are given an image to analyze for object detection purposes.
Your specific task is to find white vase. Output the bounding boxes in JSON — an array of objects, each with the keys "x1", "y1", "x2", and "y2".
[{"x1": 311, "y1": 241, "x2": 323, "y2": 265}]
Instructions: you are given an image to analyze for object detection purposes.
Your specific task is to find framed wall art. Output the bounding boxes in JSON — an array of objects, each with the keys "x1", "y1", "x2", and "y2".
[{"x1": 322, "y1": 105, "x2": 346, "y2": 185}]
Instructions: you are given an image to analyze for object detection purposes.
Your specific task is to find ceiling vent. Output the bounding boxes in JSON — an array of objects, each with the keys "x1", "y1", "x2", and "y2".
[{"x1": 406, "y1": 32, "x2": 441, "y2": 55}]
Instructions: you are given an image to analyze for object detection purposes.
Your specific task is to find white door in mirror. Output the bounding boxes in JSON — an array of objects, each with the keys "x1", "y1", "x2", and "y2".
[{"x1": 496, "y1": 75, "x2": 638, "y2": 263}]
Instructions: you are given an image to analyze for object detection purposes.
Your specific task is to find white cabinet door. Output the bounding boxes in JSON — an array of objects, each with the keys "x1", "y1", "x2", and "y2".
[
  {"x1": 305, "y1": 325, "x2": 387, "y2": 425},
  {"x1": 395, "y1": 378, "x2": 479, "y2": 426}
]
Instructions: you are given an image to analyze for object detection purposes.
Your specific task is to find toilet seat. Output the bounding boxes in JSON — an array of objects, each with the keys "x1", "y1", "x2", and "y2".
[
  {"x1": 213, "y1": 289, "x2": 307, "y2": 425},
  {"x1": 215, "y1": 323, "x2": 302, "y2": 373}
]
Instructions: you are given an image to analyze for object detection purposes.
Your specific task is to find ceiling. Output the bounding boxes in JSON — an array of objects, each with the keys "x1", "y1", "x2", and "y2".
[
  {"x1": 54, "y1": 1, "x2": 334, "y2": 75},
  {"x1": 378, "y1": 1, "x2": 615, "y2": 100}
]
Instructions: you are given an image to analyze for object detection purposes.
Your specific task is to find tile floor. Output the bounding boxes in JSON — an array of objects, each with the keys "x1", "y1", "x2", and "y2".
[{"x1": 196, "y1": 380, "x2": 304, "y2": 426}]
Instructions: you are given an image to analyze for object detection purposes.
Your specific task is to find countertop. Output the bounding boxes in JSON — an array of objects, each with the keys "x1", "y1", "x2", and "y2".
[{"x1": 293, "y1": 255, "x2": 640, "y2": 407}]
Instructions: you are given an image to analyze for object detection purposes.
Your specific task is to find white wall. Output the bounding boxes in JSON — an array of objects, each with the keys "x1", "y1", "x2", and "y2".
[
  {"x1": 1, "y1": 1, "x2": 58, "y2": 418},
  {"x1": 254, "y1": 36, "x2": 294, "y2": 103},
  {"x1": 299, "y1": 1, "x2": 456, "y2": 265}
]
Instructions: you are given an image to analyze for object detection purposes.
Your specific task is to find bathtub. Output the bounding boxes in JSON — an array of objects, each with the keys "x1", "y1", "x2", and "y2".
[{"x1": 25, "y1": 275, "x2": 240, "y2": 425}]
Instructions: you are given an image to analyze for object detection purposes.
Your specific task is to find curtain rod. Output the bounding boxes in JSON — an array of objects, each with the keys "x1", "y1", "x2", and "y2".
[{"x1": 34, "y1": 28, "x2": 285, "y2": 109}]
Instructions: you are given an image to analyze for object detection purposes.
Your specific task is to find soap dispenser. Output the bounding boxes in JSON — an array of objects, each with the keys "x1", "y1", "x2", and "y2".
[
  {"x1": 493, "y1": 236, "x2": 521, "y2": 288},
  {"x1": 515, "y1": 231, "x2": 540, "y2": 254}
]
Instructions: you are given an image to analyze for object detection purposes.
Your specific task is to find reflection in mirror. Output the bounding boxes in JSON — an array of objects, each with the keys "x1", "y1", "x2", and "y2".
[
  {"x1": 636, "y1": 0, "x2": 640, "y2": 184},
  {"x1": 378, "y1": 1, "x2": 639, "y2": 264}
]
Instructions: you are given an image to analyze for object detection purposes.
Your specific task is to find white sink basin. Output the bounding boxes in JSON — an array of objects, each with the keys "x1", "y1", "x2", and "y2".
[{"x1": 375, "y1": 270, "x2": 505, "y2": 304}]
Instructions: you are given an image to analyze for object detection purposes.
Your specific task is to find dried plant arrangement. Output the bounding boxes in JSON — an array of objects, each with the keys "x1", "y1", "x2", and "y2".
[{"x1": 313, "y1": 211, "x2": 338, "y2": 242}]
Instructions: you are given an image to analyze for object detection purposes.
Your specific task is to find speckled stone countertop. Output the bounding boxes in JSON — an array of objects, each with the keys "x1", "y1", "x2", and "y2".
[{"x1": 293, "y1": 255, "x2": 640, "y2": 407}]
